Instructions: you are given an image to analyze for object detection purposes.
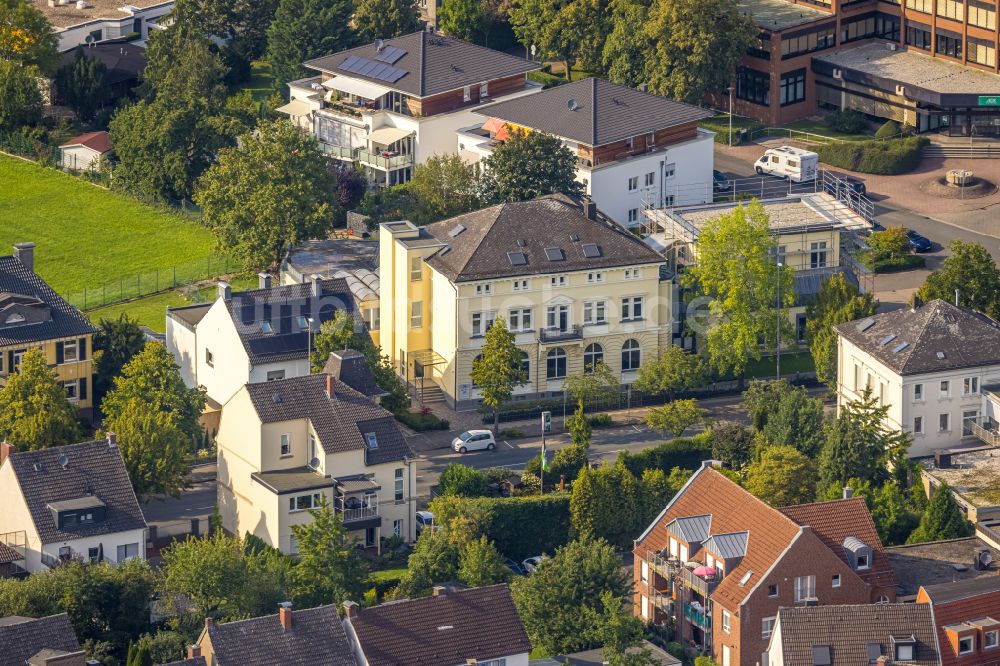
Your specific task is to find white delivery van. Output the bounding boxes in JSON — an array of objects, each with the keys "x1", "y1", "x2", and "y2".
[{"x1": 754, "y1": 146, "x2": 818, "y2": 182}]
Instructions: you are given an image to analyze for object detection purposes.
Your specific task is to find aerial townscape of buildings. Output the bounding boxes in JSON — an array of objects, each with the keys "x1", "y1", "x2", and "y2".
[{"x1": 6, "y1": 0, "x2": 1000, "y2": 663}]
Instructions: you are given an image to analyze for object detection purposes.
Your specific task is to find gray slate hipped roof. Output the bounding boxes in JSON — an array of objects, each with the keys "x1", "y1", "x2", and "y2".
[
  {"x1": 424, "y1": 196, "x2": 665, "y2": 282},
  {"x1": 477, "y1": 77, "x2": 713, "y2": 146},
  {"x1": 834, "y1": 299, "x2": 1000, "y2": 375},
  {"x1": 323, "y1": 349, "x2": 386, "y2": 399},
  {"x1": 772, "y1": 604, "x2": 939, "y2": 666},
  {"x1": 245, "y1": 374, "x2": 412, "y2": 466},
  {"x1": 304, "y1": 31, "x2": 537, "y2": 98},
  {"x1": 349, "y1": 585, "x2": 530, "y2": 666},
  {"x1": 224, "y1": 279, "x2": 362, "y2": 365},
  {"x1": 6, "y1": 440, "x2": 147, "y2": 544},
  {"x1": 0, "y1": 255, "x2": 96, "y2": 347},
  {"x1": 0, "y1": 614, "x2": 82, "y2": 666},
  {"x1": 205, "y1": 605, "x2": 356, "y2": 666}
]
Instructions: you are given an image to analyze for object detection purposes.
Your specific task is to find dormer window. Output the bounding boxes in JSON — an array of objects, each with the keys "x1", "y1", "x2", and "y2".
[
  {"x1": 843, "y1": 536, "x2": 872, "y2": 571},
  {"x1": 48, "y1": 497, "x2": 107, "y2": 530},
  {"x1": 958, "y1": 636, "x2": 974, "y2": 655},
  {"x1": 261, "y1": 320, "x2": 273, "y2": 333},
  {"x1": 365, "y1": 432, "x2": 378, "y2": 449},
  {"x1": 857, "y1": 552, "x2": 870, "y2": 570},
  {"x1": 895, "y1": 642, "x2": 915, "y2": 661}
]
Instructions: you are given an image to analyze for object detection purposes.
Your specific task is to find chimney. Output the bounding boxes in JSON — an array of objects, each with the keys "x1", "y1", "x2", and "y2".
[
  {"x1": 559, "y1": 475, "x2": 565, "y2": 491},
  {"x1": 326, "y1": 373, "x2": 335, "y2": 400},
  {"x1": 13, "y1": 242, "x2": 35, "y2": 272},
  {"x1": 432, "y1": 585, "x2": 447, "y2": 597},
  {"x1": 279, "y1": 601, "x2": 293, "y2": 630},
  {"x1": 0, "y1": 441, "x2": 13, "y2": 466},
  {"x1": 467, "y1": 660, "x2": 478, "y2": 666},
  {"x1": 876, "y1": 657, "x2": 888, "y2": 666},
  {"x1": 258, "y1": 272, "x2": 272, "y2": 289},
  {"x1": 218, "y1": 281, "x2": 231, "y2": 301},
  {"x1": 187, "y1": 645, "x2": 201, "y2": 659},
  {"x1": 843, "y1": 486, "x2": 853, "y2": 499},
  {"x1": 205, "y1": 617, "x2": 215, "y2": 630},
  {"x1": 638, "y1": 82, "x2": 649, "y2": 93},
  {"x1": 583, "y1": 198, "x2": 597, "y2": 220},
  {"x1": 106, "y1": 431, "x2": 116, "y2": 448},
  {"x1": 310, "y1": 274, "x2": 322, "y2": 298},
  {"x1": 343, "y1": 600, "x2": 358, "y2": 618}
]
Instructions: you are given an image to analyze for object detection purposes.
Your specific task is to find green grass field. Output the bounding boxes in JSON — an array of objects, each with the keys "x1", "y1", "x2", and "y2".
[
  {"x1": 236, "y1": 61, "x2": 276, "y2": 104},
  {"x1": 0, "y1": 156, "x2": 217, "y2": 297}
]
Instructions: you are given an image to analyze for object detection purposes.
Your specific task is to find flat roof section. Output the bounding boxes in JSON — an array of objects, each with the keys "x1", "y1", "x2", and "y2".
[
  {"x1": 922, "y1": 447, "x2": 1000, "y2": 509},
  {"x1": 738, "y1": 0, "x2": 832, "y2": 31},
  {"x1": 36, "y1": 0, "x2": 170, "y2": 29},
  {"x1": 886, "y1": 536, "x2": 1000, "y2": 596},
  {"x1": 815, "y1": 42, "x2": 1000, "y2": 104}
]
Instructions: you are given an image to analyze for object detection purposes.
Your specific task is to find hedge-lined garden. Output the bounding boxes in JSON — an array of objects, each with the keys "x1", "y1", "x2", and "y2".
[
  {"x1": 617, "y1": 432, "x2": 713, "y2": 478},
  {"x1": 818, "y1": 136, "x2": 929, "y2": 175}
]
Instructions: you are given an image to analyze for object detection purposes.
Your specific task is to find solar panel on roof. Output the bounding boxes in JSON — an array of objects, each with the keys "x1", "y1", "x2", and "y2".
[
  {"x1": 375, "y1": 45, "x2": 407, "y2": 63},
  {"x1": 339, "y1": 55, "x2": 408, "y2": 83},
  {"x1": 581, "y1": 243, "x2": 601, "y2": 258}
]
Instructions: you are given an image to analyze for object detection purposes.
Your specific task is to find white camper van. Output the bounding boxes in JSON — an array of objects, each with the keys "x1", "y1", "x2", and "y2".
[{"x1": 754, "y1": 146, "x2": 818, "y2": 182}]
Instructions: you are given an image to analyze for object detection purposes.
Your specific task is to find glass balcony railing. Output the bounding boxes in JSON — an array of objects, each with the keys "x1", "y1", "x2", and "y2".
[
  {"x1": 684, "y1": 602, "x2": 711, "y2": 629},
  {"x1": 319, "y1": 143, "x2": 356, "y2": 160},
  {"x1": 356, "y1": 149, "x2": 414, "y2": 171}
]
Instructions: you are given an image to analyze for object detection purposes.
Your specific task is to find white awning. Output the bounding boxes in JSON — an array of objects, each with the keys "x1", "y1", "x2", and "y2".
[
  {"x1": 275, "y1": 100, "x2": 313, "y2": 117},
  {"x1": 322, "y1": 76, "x2": 392, "y2": 100},
  {"x1": 368, "y1": 126, "x2": 413, "y2": 146}
]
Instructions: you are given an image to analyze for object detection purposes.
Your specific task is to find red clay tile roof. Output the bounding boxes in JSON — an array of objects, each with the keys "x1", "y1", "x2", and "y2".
[
  {"x1": 920, "y1": 578, "x2": 1000, "y2": 666},
  {"x1": 0, "y1": 542, "x2": 23, "y2": 564},
  {"x1": 59, "y1": 130, "x2": 112, "y2": 153},
  {"x1": 781, "y1": 498, "x2": 899, "y2": 592},
  {"x1": 636, "y1": 466, "x2": 802, "y2": 609}
]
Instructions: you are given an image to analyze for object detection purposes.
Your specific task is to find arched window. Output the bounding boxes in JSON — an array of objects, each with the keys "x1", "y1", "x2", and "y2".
[
  {"x1": 546, "y1": 347, "x2": 567, "y2": 379},
  {"x1": 584, "y1": 343, "x2": 604, "y2": 373},
  {"x1": 622, "y1": 339, "x2": 641, "y2": 371}
]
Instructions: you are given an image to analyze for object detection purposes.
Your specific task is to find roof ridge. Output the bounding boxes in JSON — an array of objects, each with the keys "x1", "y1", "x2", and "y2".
[
  {"x1": 703, "y1": 467, "x2": 799, "y2": 529},
  {"x1": 898, "y1": 302, "x2": 947, "y2": 374},
  {"x1": 591, "y1": 77, "x2": 598, "y2": 146},
  {"x1": 781, "y1": 496, "x2": 865, "y2": 511}
]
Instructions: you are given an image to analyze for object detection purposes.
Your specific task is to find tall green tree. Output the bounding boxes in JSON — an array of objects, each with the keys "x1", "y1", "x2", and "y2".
[
  {"x1": 590, "y1": 591, "x2": 657, "y2": 666},
  {"x1": 906, "y1": 482, "x2": 973, "y2": 544},
  {"x1": 266, "y1": 0, "x2": 357, "y2": 94},
  {"x1": 760, "y1": 386, "x2": 826, "y2": 457},
  {"x1": 0, "y1": 60, "x2": 42, "y2": 127},
  {"x1": 54, "y1": 48, "x2": 109, "y2": 121},
  {"x1": 458, "y1": 535, "x2": 511, "y2": 587},
  {"x1": 745, "y1": 445, "x2": 815, "y2": 507},
  {"x1": 805, "y1": 273, "x2": 876, "y2": 386},
  {"x1": 638, "y1": 468, "x2": 673, "y2": 527},
  {"x1": 398, "y1": 528, "x2": 460, "y2": 597},
  {"x1": 570, "y1": 464, "x2": 641, "y2": 546},
  {"x1": 289, "y1": 496, "x2": 368, "y2": 607},
  {"x1": 353, "y1": 0, "x2": 423, "y2": 43},
  {"x1": 919, "y1": 240, "x2": 1000, "y2": 319},
  {"x1": 93, "y1": 314, "x2": 146, "y2": 405},
  {"x1": 438, "y1": 463, "x2": 490, "y2": 497},
  {"x1": 107, "y1": 399, "x2": 191, "y2": 500},
  {"x1": 509, "y1": 0, "x2": 606, "y2": 79},
  {"x1": 196, "y1": 119, "x2": 338, "y2": 271},
  {"x1": 438, "y1": 0, "x2": 485, "y2": 41},
  {"x1": 685, "y1": 200, "x2": 794, "y2": 381},
  {"x1": 708, "y1": 421, "x2": 754, "y2": 471},
  {"x1": 511, "y1": 536, "x2": 631, "y2": 655},
  {"x1": 645, "y1": 399, "x2": 704, "y2": 437},
  {"x1": 0, "y1": 0, "x2": 59, "y2": 72},
  {"x1": 471, "y1": 319, "x2": 527, "y2": 433},
  {"x1": 602, "y1": 0, "x2": 650, "y2": 87},
  {"x1": 644, "y1": 0, "x2": 755, "y2": 103},
  {"x1": 404, "y1": 154, "x2": 482, "y2": 225},
  {"x1": 867, "y1": 226, "x2": 912, "y2": 263},
  {"x1": 564, "y1": 361, "x2": 618, "y2": 410},
  {"x1": 481, "y1": 129, "x2": 584, "y2": 203},
  {"x1": 0, "y1": 348, "x2": 80, "y2": 449},
  {"x1": 169, "y1": 0, "x2": 280, "y2": 82},
  {"x1": 310, "y1": 310, "x2": 369, "y2": 371},
  {"x1": 633, "y1": 346, "x2": 706, "y2": 399},
  {"x1": 743, "y1": 379, "x2": 794, "y2": 430}
]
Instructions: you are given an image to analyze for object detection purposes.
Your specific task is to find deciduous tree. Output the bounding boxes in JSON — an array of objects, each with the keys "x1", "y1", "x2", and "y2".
[
  {"x1": 54, "y1": 48, "x2": 109, "y2": 121},
  {"x1": 266, "y1": 0, "x2": 357, "y2": 94},
  {"x1": 438, "y1": 0, "x2": 485, "y2": 42},
  {"x1": 196, "y1": 119, "x2": 338, "y2": 271},
  {"x1": 805, "y1": 273, "x2": 876, "y2": 386},
  {"x1": 0, "y1": 60, "x2": 42, "y2": 127},
  {"x1": 404, "y1": 154, "x2": 482, "y2": 225},
  {"x1": 867, "y1": 226, "x2": 912, "y2": 262},
  {"x1": 708, "y1": 421, "x2": 753, "y2": 471},
  {"x1": 0, "y1": 0, "x2": 59, "y2": 72},
  {"x1": 906, "y1": 482, "x2": 973, "y2": 544},
  {"x1": 919, "y1": 240, "x2": 1000, "y2": 319},
  {"x1": 458, "y1": 535, "x2": 511, "y2": 587},
  {"x1": 645, "y1": 399, "x2": 704, "y2": 438},
  {"x1": 107, "y1": 400, "x2": 191, "y2": 500},
  {"x1": 353, "y1": 0, "x2": 423, "y2": 43},
  {"x1": 471, "y1": 319, "x2": 527, "y2": 433},
  {"x1": 745, "y1": 445, "x2": 815, "y2": 507},
  {"x1": 602, "y1": 0, "x2": 650, "y2": 88},
  {"x1": 0, "y1": 348, "x2": 80, "y2": 449},
  {"x1": 634, "y1": 346, "x2": 706, "y2": 399},
  {"x1": 289, "y1": 497, "x2": 367, "y2": 607},
  {"x1": 760, "y1": 386, "x2": 826, "y2": 457},
  {"x1": 398, "y1": 529, "x2": 460, "y2": 597},
  {"x1": 438, "y1": 463, "x2": 490, "y2": 497},
  {"x1": 481, "y1": 129, "x2": 584, "y2": 203}
]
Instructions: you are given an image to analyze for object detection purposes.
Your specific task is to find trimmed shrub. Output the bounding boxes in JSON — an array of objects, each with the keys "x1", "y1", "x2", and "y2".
[
  {"x1": 617, "y1": 432, "x2": 713, "y2": 477},
  {"x1": 825, "y1": 109, "x2": 867, "y2": 134},
  {"x1": 818, "y1": 136, "x2": 928, "y2": 175},
  {"x1": 396, "y1": 410, "x2": 450, "y2": 431},
  {"x1": 874, "y1": 119, "x2": 902, "y2": 139},
  {"x1": 587, "y1": 413, "x2": 613, "y2": 427}
]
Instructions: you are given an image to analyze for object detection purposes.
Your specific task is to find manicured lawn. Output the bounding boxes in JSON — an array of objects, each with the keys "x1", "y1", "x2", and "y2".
[
  {"x1": 369, "y1": 567, "x2": 408, "y2": 583},
  {"x1": 0, "y1": 156, "x2": 217, "y2": 298},
  {"x1": 236, "y1": 61, "x2": 276, "y2": 104},
  {"x1": 743, "y1": 351, "x2": 816, "y2": 378},
  {"x1": 783, "y1": 118, "x2": 872, "y2": 142}
]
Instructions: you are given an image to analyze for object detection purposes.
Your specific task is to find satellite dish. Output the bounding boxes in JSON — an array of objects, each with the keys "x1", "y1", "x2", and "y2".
[
  {"x1": 374, "y1": 38, "x2": 384, "y2": 52},
  {"x1": 567, "y1": 98, "x2": 578, "y2": 111},
  {"x1": 57, "y1": 454, "x2": 69, "y2": 469},
  {"x1": 980, "y1": 550, "x2": 994, "y2": 568},
  {"x1": 84, "y1": 35, "x2": 94, "y2": 44},
  {"x1": 309, "y1": 457, "x2": 321, "y2": 470}
]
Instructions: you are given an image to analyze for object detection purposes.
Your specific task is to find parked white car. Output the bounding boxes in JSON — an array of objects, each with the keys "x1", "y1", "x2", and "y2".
[
  {"x1": 452, "y1": 430, "x2": 496, "y2": 453},
  {"x1": 522, "y1": 556, "x2": 545, "y2": 573},
  {"x1": 416, "y1": 510, "x2": 434, "y2": 535}
]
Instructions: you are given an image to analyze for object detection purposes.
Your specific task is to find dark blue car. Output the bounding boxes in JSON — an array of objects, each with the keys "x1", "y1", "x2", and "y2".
[{"x1": 907, "y1": 230, "x2": 932, "y2": 252}]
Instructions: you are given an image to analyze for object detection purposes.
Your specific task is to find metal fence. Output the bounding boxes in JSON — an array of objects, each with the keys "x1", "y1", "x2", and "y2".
[{"x1": 66, "y1": 254, "x2": 240, "y2": 311}]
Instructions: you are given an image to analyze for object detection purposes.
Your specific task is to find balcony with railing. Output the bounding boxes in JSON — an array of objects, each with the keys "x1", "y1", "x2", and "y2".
[
  {"x1": 319, "y1": 143, "x2": 356, "y2": 161},
  {"x1": 679, "y1": 566, "x2": 721, "y2": 597},
  {"x1": 539, "y1": 325, "x2": 584, "y2": 343},
  {"x1": 336, "y1": 490, "x2": 381, "y2": 528},
  {"x1": 356, "y1": 149, "x2": 414, "y2": 171},
  {"x1": 683, "y1": 602, "x2": 711, "y2": 629},
  {"x1": 971, "y1": 420, "x2": 1000, "y2": 447}
]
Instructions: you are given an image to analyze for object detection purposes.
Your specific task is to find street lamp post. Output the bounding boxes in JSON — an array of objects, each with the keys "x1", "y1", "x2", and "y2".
[
  {"x1": 775, "y1": 263, "x2": 783, "y2": 380},
  {"x1": 728, "y1": 85, "x2": 735, "y2": 148}
]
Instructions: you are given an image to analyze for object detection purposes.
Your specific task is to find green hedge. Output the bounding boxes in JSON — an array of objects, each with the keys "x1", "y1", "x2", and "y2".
[
  {"x1": 396, "y1": 410, "x2": 450, "y2": 431},
  {"x1": 433, "y1": 494, "x2": 572, "y2": 560},
  {"x1": 818, "y1": 136, "x2": 928, "y2": 175},
  {"x1": 617, "y1": 432, "x2": 713, "y2": 478},
  {"x1": 861, "y1": 253, "x2": 926, "y2": 273}
]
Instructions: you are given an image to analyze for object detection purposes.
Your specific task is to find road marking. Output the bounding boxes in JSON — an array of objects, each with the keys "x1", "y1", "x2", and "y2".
[
  {"x1": 632, "y1": 425, "x2": 642, "y2": 432},
  {"x1": 504, "y1": 440, "x2": 514, "y2": 448}
]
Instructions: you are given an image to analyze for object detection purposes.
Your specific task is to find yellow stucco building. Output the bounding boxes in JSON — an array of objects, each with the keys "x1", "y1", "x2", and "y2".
[
  {"x1": 0, "y1": 243, "x2": 96, "y2": 416},
  {"x1": 378, "y1": 196, "x2": 675, "y2": 410}
]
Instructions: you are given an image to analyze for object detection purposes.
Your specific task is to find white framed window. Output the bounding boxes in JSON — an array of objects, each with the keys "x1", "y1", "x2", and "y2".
[
  {"x1": 463, "y1": 85, "x2": 471, "y2": 102},
  {"x1": 205, "y1": 349, "x2": 214, "y2": 367},
  {"x1": 628, "y1": 176, "x2": 639, "y2": 192},
  {"x1": 959, "y1": 636, "x2": 974, "y2": 655},
  {"x1": 831, "y1": 574, "x2": 841, "y2": 588},
  {"x1": 722, "y1": 646, "x2": 731, "y2": 666},
  {"x1": 664, "y1": 195, "x2": 674, "y2": 207},
  {"x1": 395, "y1": 467, "x2": 404, "y2": 502},
  {"x1": 896, "y1": 644, "x2": 915, "y2": 661},
  {"x1": 857, "y1": 553, "x2": 870, "y2": 570},
  {"x1": 479, "y1": 81, "x2": 489, "y2": 98},
  {"x1": 854, "y1": 364, "x2": 860, "y2": 390},
  {"x1": 62, "y1": 339, "x2": 78, "y2": 362},
  {"x1": 583, "y1": 300, "x2": 607, "y2": 325},
  {"x1": 116, "y1": 543, "x2": 139, "y2": 561},
  {"x1": 940, "y1": 380, "x2": 951, "y2": 397},
  {"x1": 546, "y1": 347, "x2": 567, "y2": 379},
  {"x1": 762, "y1": 616, "x2": 775, "y2": 639},
  {"x1": 621, "y1": 296, "x2": 644, "y2": 321},
  {"x1": 664, "y1": 163, "x2": 676, "y2": 178},
  {"x1": 914, "y1": 416, "x2": 924, "y2": 434},
  {"x1": 641, "y1": 560, "x2": 649, "y2": 583},
  {"x1": 393, "y1": 519, "x2": 403, "y2": 537},
  {"x1": 550, "y1": 276, "x2": 567, "y2": 287},
  {"x1": 939, "y1": 413, "x2": 950, "y2": 432},
  {"x1": 546, "y1": 304, "x2": 569, "y2": 331},
  {"x1": 964, "y1": 410, "x2": 979, "y2": 437},
  {"x1": 508, "y1": 308, "x2": 532, "y2": 332},
  {"x1": 475, "y1": 283, "x2": 492, "y2": 295},
  {"x1": 587, "y1": 271, "x2": 604, "y2": 283},
  {"x1": 624, "y1": 268, "x2": 641, "y2": 280},
  {"x1": 622, "y1": 339, "x2": 641, "y2": 371},
  {"x1": 641, "y1": 595, "x2": 649, "y2": 619},
  {"x1": 794, "y1": 575, "x2": 816, "y2": 601},
  {"x1": 584, "y1": 343, "x2": 604, "y2": 372},
  {"x1": 722, "y1": 610, "x2": 731, "y2": 633},
  {"x1": 913, "y1": 383, "x2": 923, "y2": 400},
  {"x1": 62, "y1": 381, "x2": 79, "y2": 402},
  {"x1": 679, "y1": 544, "x2": 688, "y2": 563},
  {"x1": 768, "y1": 584, "x2": 778, "y2": 597},
  {"x1": 12, "y1": 348, "x2": 26, "y2": 368},
  {"x1": 366, "y1": 306, "x2": 380, "y2": 331},
  {"x1": 280, "y1": 433, "x2": 291, "y2": 456},
  {"x1": 288, "y1": 492, "x2": 323, "y2": 512},
  {"x1": 810, "y1": 241, "x2": 829, "y2": 268},
  {"x1": 410, "y1": 256, "x2": 422, "y2": 281},
  {"x1": 411, "y1": 301, "x2": 423, "y2": 328},
  {"x1": 472, "y1": 311, "x2": 497, "y2": 337},
  {"x1": 964, "y1": 376, "x2": 980, "y2": 394},
  {"x1": 628, "y1": 208, "x2": 639, "y2": 223},
  {"x1": 644, "y1": 171, "x2": 655, "y2": 187},
  {"x1": 266, "y1": 370, "x2": 285, "y2": 381},
  {"x1": 669, "y1": 537, "x2": 678, "y2": 558},
  {"x1": 513, "y1": 279, "x2": 529, "y2": 291},
  {"x1": 985, "y1": 630, "x2": 998, "y2": 649}
]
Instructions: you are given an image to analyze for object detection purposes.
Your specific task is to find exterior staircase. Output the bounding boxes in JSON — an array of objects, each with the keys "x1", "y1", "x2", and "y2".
[
  {"x1": 926, "y1": 143, "x2": 1000, "y2": 159},
  {"x1": 416, "y1": 383, "x2": 446, "y2": 405}
]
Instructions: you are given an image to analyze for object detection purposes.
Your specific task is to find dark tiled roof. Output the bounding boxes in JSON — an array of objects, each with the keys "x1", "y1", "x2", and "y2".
[
  {"x1": 349, "y1": 585, "x2": 530, "y2": 666},
  {"x1": 424, "y1": 196, "x2": 664, "y2": 282},
  {"x1": 251, "y1": 467, "x2": 338, "y2": 494},
  {"x1": 0, "y1": 614, "x2": 82, "y2": 666},
  {"x1": 323, "y1": 349, "x2": 386, "y2": 398},
  {"x1": 921, "y1": 574, "x2": 1000, "y2": 604},
  {"x1": 834, "y1": 300, "x2": 1000, "y2": 375},
  {"x1": 304, "y1": 31, "x2": 537, "y2": 98},
  {"x1": 781, "y1": 497, "x2": 898, "y2": 593},
  {"x1": 245, "y1": 374, "x2": 412, "y2": 465},
  {"x1": 206, "y1": 605, "x2": 356, "y2": 666},
  {"x1": 224, "y1": 279, "x2": 362, "y2": 365},
  {"x1": 166, "y1": 302, "x2": 212, "y2": 329},
  {"x1": 478, "y1": 78, "x2": 712, "y2": 146},
  {"x1": 58, "y1": 43, "x2": 146, "y2": 86},
  {"x1": 0, "y1": 255, "x2": 96, "y2": 346},
  {"x1": 158, "y1": 658, "x2": 207, "y2": 666},
  {"x1": 772, "y1": 604, "x2": 939, "y2": 666},
  {"x1": 6, "y1": 440, "x2": 146, "y2": 544}
]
